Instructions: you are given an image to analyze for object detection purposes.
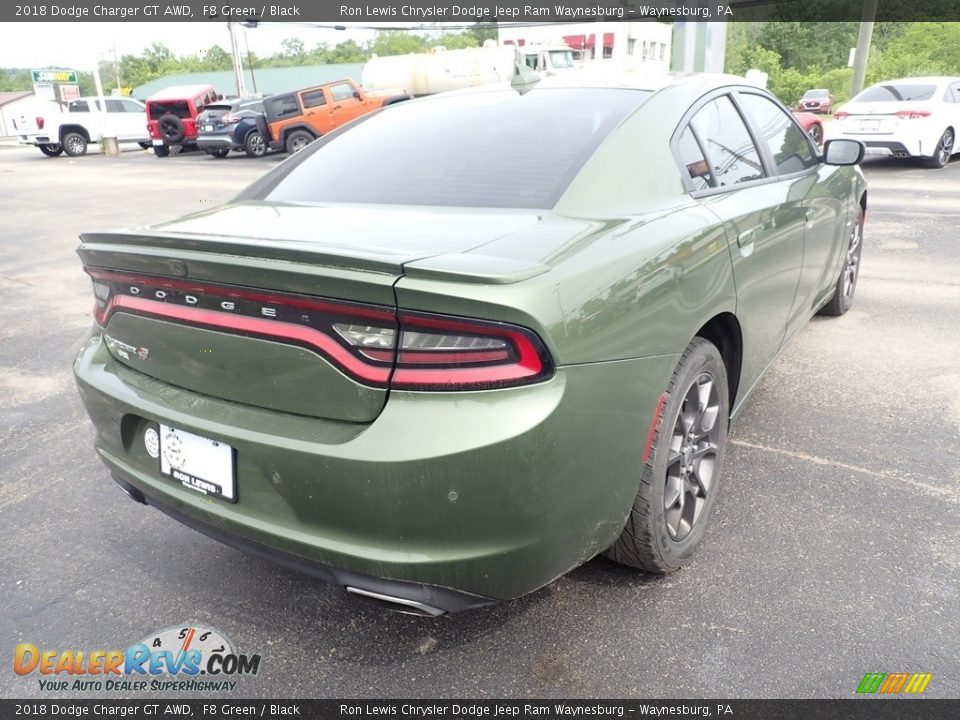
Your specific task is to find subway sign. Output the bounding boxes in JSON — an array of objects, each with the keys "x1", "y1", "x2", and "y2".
[{"x1": 31, "y1": 70, "x2": 77, "y2": 84}]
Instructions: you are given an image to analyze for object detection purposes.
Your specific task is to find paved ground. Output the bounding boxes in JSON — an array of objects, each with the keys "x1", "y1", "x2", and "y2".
[{"x1": 1, "y1": 145, "x2": 958, "y2": 700}]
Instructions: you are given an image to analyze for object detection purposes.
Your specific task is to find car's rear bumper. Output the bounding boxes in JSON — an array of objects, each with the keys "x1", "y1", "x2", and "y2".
[
  {"x1": 74, "y1": 332, "x2": 676, "y2": 604},
  {"x1": 18, "y1": 134, "x2": 52, "y2": 145},
  {"x1": 197, "y1": 134, "x2": 241, "y2": 151}
]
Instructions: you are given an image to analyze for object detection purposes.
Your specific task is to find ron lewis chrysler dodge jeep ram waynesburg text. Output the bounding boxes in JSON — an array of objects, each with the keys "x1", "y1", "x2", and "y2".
[{"x1": 73, "y1": 74, "x2": 867, "y2": 616}]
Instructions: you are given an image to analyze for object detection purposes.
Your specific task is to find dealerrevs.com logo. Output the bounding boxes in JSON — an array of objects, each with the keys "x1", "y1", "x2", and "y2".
[{"x1": 14, "y1": 625, "x2": 261, "y2": 693}]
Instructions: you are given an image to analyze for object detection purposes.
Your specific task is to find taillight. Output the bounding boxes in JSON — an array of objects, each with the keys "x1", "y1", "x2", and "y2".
[
  {"x1": 894, "y1": 110, "x2": 930, "y2": 119},
  {"x1": 834, "y1": 111, "x2": 849, "y2": 120},
  {"x1": 334, "y1": 312, "x2": 552, "y2": 390},
  {"x1": 86, "y1": 270, "x2": 553, "y2": 391},
  {"x1": 36, "y1": 116, "x2": 45, "y2": 129}
]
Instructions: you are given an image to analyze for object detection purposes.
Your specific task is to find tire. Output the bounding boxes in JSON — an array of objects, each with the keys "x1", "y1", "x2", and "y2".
[
  {"x1": 38, "y1": 144, "x2": 63, "y2": 157},
  {"x1": 153, "y1": 145, "x2": 170, "y2": 158},
  {"x1": 818, "y1": 211, "x2": 863, "y2": 317},
  {"x1": 207, "y1": 148, "x2": 230, "y2": 158},
  {"x1": 606, "y1": 338, "x2": 729, "y2": 573},
  {"x1": 808, "y1": 123, "x2": 823, "y2": 147},
  {"x1": 157, "y1": 114, "x2": 186, "y2": 145},
  {"x1": 61, "y1": 131, "x2": 88, "y2": 157},
  {"x1": 244, "y1": 130, "x2": 267, "y2": 158},
  {"x1": 924, "y1": 128, "x2": 954, "y2": 169},
  {"x1": 285, "y1": 129, "x2": 314, "y2": 154},
  {"x1": 138, "y1": 141, "x2": 151, "y2": 150}
]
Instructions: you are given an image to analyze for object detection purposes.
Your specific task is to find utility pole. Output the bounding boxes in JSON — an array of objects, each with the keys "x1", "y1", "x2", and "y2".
[
  {"x1": 850, "y1": 0, "x2": 877, "y2": 97},
  {"x1": 227, "y1": 22, "x2": 247, "y2": 97}
]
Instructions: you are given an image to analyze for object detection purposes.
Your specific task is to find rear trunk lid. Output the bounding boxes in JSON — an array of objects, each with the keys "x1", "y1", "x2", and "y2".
[{"x1": 79, "y1": 202, "x2": 542, "y2": 423}]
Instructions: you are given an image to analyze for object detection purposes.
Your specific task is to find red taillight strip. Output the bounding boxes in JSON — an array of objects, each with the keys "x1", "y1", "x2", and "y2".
[
  {"x1": 102, "y1": 295, "x2": 391, "y2": 384},
  {"x1": 87, "y1": 269, "x2": 395, "y2": 322}
]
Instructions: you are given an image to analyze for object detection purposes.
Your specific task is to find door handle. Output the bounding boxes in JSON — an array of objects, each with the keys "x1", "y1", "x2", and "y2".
[
  {"x1": 805, "y1": 208, "x2": 815, "y2": 223},
  {"x1": 737, "y1": 228, "x2": 756, "y2": 258},
  {"x1": 333, "y1": 105, "x2": 342, "y2": 110}
]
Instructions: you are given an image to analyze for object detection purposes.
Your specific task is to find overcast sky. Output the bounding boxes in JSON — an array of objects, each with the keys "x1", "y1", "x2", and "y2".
[{"x1": 0, "y1": 23, "x2": 396, "y2": 69}]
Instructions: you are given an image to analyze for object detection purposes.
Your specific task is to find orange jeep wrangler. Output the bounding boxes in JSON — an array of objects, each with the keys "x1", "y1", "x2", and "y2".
[{"x1": 259, "y1": 79, "x2": 409, "y2": 154}]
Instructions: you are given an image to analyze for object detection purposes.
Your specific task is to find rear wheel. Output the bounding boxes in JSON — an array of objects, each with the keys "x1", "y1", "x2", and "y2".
[
  {"x1": 819, "y1": 212, "x2": 863, "y2": 317},
  {"x1": 606, "y1": 338, "x2": 729, "y2": 573},
  {"x1": 285, "y1": 129, "x2": 314, "y2": 154},
  {"x1": 924, "y1": 128, "x2": 954, "y2": 168},
  {"x1": 153, "y1": 145, "x2": 170, "y2": 158},
  {"x1": 244, "y1": 130, "x2": 267, "y2": 158},
  {"x1": 38, "y1": 144, "x2": 63, "y2": 157},
  {"x1": 62, "y1": 131, "x2": 88, "y2": 157}
]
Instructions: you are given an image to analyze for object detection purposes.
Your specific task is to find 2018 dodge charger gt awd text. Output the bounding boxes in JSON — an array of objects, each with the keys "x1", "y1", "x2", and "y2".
[{"x1": 73, "y1": 75, "x2": 867, "y2": 615}]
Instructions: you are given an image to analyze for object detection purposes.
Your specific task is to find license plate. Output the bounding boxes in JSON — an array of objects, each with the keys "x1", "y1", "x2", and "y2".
[
  {"x1": 859, "y1": 119, "x2": 880, "y2": 131},
  {"x1": 159, "y1": 424, "x2": 236, "y2": 502},
  {"x1": 204, "y1": 124, "x2": 213, "y2": 132},
  {"x1": 152, "y1": 138, "x2": 164, "y2": 146}
]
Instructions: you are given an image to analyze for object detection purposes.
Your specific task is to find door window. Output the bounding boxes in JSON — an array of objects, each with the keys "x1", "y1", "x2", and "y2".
[
  {"x1": 329, "y1": 83, "x2": 357, "y2": 103},
  {"x1": 689, "y1": 96, "x2": 765, "y2": 188},
  {"x1": 737, "y1": 92, "x2": 818, "y2": 175}
]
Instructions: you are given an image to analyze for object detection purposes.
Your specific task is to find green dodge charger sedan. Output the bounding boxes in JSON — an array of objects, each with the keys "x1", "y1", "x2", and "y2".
[{"x1": 73, "y1": 74, "x2": 867, "y2": 615}]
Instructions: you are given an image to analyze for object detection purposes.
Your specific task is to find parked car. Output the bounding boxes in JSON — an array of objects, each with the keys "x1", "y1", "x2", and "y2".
[
  {"x1": 795, "y1": 88, "x2": 833, "y2": 114},
  {"x1": 73, "y1": 75, "x2": 867, "y2": 615},
  {"x1": 196, "y1": 98, "x2": 268, "y2": 158},
  {"x1": 260, "y1": 78, "x2": 409, "y2": 154},
  {"x1": 15, "y1": 96, "x2": 150, "y2": 157},
  {"x1": 828, "y1": 76, "x2": 960, "y2": 168},
  {"x1": 793, "y1": 110, "x2": 824, "y2": 146},
  {"x1": 146, "y1": 84, "x2": 220, "y2": 157}
]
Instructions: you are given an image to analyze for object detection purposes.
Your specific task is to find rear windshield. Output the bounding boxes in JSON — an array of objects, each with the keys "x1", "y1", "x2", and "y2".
[
  {"x1": 258, "y1": 88, "x2": 648, "y2": 209},
  {"x1": 148, "y1": 101, "x2": 193, "y2": 119},
  {"x1": 854, "y1": 83, "x2": 937, "y2": 102},
  {"x1": 202, "y1": 103, "x2": 234, "y2": 118}
]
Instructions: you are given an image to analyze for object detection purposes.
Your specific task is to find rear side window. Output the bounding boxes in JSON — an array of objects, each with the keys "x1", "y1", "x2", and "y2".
[
  {"x1": 68, "y1": 100, "x2": 90, "y2": 112},
  {"x1": 737, "y1": 93, "x2": 818, "y2": 175},
  {"x1": 676, "y1": 126, "x2": 713, "y2": 191},
  {"x1": 689, "y1": 96, "x2": 765, "y2": 188},
  {"x1": 854, "y1": 83, "x2": 936, "y2": 102},
  {"x1": 258, "y1": 88, "x2": 647, "y2": 209},
  {"x1": 265, "y1": 94, "x2": 300, "y2": 120}
]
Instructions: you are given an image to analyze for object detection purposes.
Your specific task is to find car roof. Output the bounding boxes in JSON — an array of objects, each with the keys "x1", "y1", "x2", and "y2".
[
  {"x1": 146, "y1": 85, "x2": 217, "y2": 101},
  {"x1": 871, "y1": 76, "x2": 960, "y2": 85}
]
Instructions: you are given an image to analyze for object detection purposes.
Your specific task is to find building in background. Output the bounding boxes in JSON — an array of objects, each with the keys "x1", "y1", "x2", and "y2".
[{"x1": 497, "y1": 22, "x2": 673, "y2": 76}]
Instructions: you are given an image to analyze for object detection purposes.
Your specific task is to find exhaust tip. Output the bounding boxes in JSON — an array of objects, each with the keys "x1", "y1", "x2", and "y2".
[{"x1": 345, "y1": 586, "x2": 446, "y2": 617}]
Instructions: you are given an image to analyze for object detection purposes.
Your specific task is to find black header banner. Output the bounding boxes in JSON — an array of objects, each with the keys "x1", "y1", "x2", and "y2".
[
  {"x1": 2, "y1": 699, "x2": 960, "y2": 719},
  {"x1": 5, "y1": 0, "x2": 960, "y2": 23}
]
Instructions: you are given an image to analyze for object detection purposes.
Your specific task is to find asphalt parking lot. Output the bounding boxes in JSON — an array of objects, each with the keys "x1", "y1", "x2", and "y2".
[{"x1": 1, "y1": 144, "x2": 958, "y2": 699}]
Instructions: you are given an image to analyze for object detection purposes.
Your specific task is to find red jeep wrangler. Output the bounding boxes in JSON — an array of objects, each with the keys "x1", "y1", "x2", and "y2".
[{"x1": 146, "y1": 84, "x2": 220, "y2": 157}]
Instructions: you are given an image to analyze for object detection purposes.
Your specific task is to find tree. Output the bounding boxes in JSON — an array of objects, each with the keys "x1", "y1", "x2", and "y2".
[
  {"x1": 203, "y1": 45, "x2": 233, "y2": 71},
  {"x1": 369, "y1": 31, "x2": 428, "y2": 57}
]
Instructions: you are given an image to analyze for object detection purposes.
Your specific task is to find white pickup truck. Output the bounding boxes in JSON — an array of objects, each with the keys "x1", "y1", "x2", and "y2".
[{"x1": 15, "y1": 96, "x2": 151, "y2": 157}]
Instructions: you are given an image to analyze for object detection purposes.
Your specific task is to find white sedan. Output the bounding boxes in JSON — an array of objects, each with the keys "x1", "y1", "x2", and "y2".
[{"x1": 827, "y1": 76, "x2": 960, "y2": 168}]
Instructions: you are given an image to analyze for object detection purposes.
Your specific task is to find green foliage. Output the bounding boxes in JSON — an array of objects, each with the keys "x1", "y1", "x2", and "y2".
[{"x1": 725, "y1": 20, "x2": 953, "y2": 107}]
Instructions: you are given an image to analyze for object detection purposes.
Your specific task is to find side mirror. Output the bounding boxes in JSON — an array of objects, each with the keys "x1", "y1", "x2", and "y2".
[
  {"x1": 353, "y1": 90, "x2": 362, "y2": 100},
  {"x1": 823, "y1": 138, "x2": 865, "y2": 166}
]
